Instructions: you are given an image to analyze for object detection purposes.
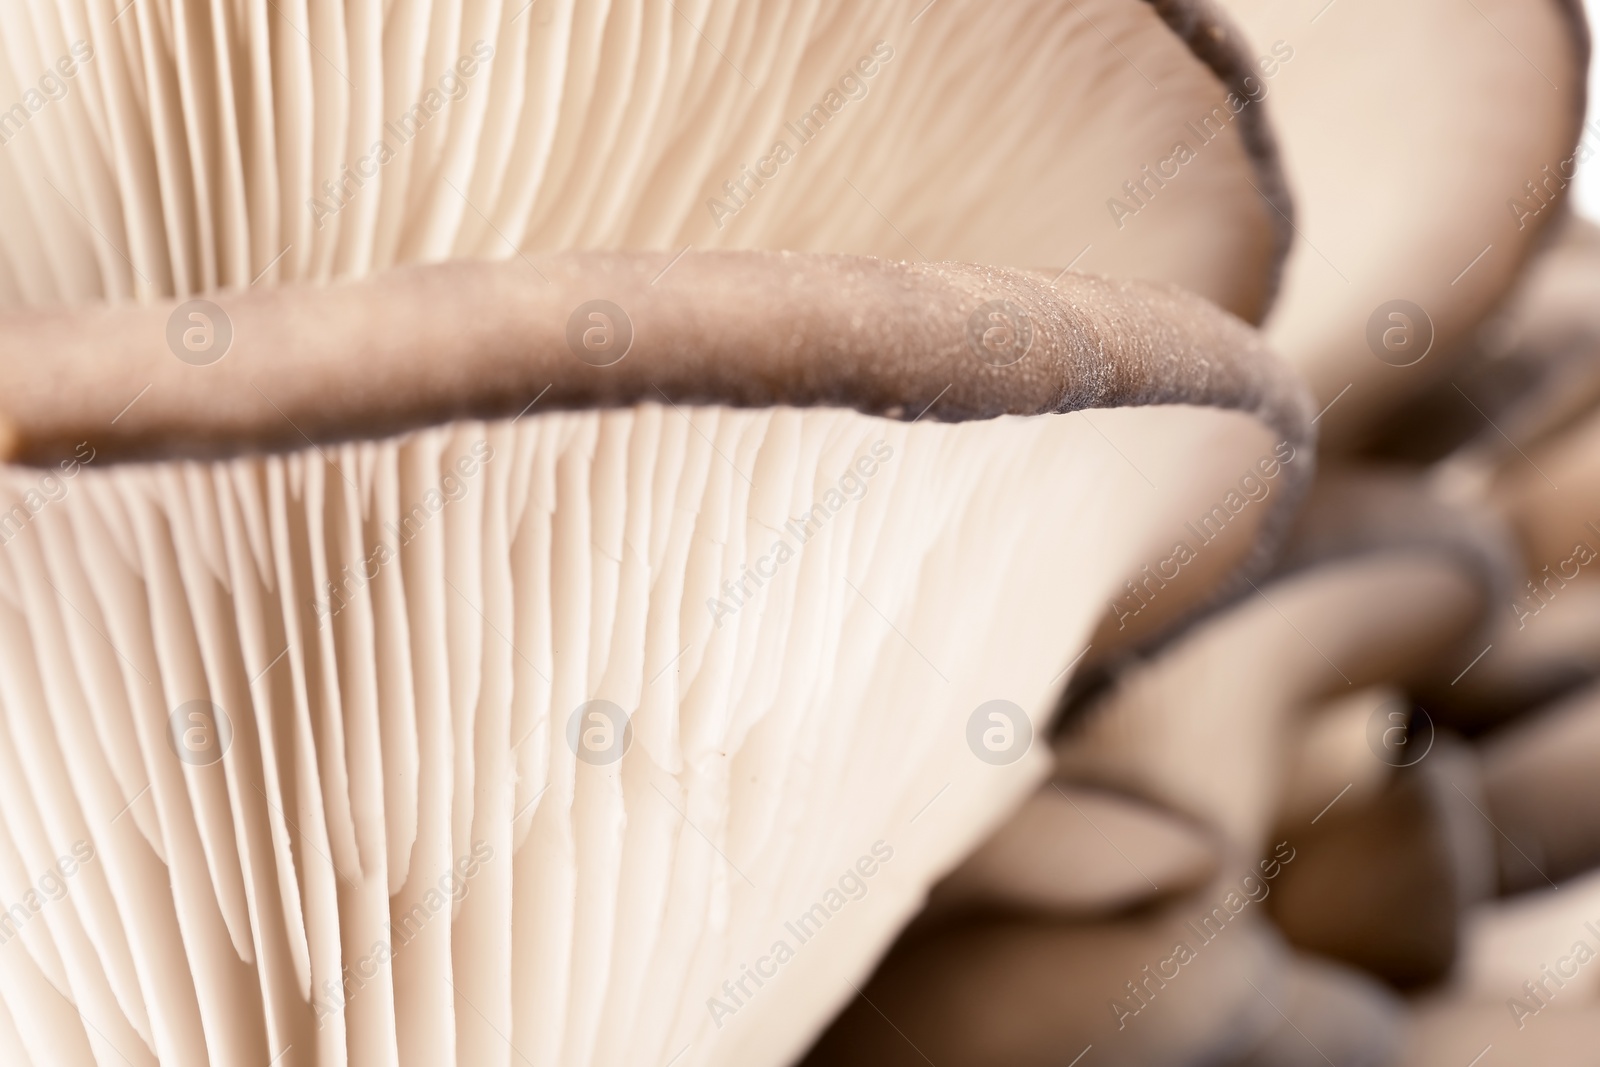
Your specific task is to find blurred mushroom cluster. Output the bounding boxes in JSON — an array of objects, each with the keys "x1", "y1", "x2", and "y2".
[{"x1": 0, "y1": 1, "x2": 1594, "y2": 1065}]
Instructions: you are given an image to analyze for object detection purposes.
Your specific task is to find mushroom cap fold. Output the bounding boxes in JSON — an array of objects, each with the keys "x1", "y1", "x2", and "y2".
[
  {"x1": 0, "y1": 249, "x2": 1313, "y2": 1065},
  {"x1": 1212, "y1": 0, "x2": 1588, "y2": 445}
]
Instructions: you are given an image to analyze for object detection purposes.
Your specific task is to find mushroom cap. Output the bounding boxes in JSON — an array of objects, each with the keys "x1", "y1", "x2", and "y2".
[
  {"x1": 1211, "y1": 0, "x2": 1589, "y2": 446},
  {"x1": 926, "y1": 784, "x2": 1220, "y2": 919},
  {"x1": 0, "y1": 1, "x2": 1325, "y2": 1061},
  {"x1": 1265, "y1": 739, "x2": 1498, "y2": 989},
  {"x1": 0, "y1": 251, "x2": 1313, "y2": 1065},
  {"x1": 1367, "y1": 215, "x2": 1600, "y2": 468},
  {"x1": 0, "y1": 0, "x2": 1291, "y2": 321}
]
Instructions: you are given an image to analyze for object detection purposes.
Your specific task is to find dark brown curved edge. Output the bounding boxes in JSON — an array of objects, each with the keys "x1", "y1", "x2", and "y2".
[
  {"x1": 1146, "y1": 0, "x2": 1296, "y2": 320},
  {"x1": 1272, "y1": 469, "x2": 1513, "y2": 589},
  {"x1": 0, "y1": 250, "x2": 1316, "y2": 672},
  {"x1": 1446, "y1": 0, "x2": 1595, "y2": 401},
  {"x1": 1541, "y1": 0, "x2": 1593, "y2": 237},
  {"x1": 1269, "y1": 467, "x2": 1515, "y2": 683},
  {"x1": 0, "y1": 250, "x2": 1311, "y2": 460},
  {"x1": 1059, "y1": 467, "x2": 1513, "y2": 739}
]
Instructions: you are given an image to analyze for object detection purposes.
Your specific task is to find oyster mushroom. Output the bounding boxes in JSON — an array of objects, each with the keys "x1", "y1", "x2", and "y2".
[
  {"x1": 0, "y1": 252, "x2": 1310, "y2": 1066},
  {"x1": 812, "y1": 470, "x2": 1505, "y2": 1065},
  {"x1": 1381, "y1": 217, "x2": 1600, "y2": 724},
  {"x1": 0, "y1": 0, "x2": 1322, "y2": 1062},
  {"x1": 0, "y1": 0, "x2": 1290, "y2": 318},
  {"x1": 1209, "y1": 0, "x2": 1589, "y2": 446}
]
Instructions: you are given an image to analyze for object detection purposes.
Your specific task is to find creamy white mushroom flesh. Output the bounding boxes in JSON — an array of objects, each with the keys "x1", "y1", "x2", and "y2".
[
  {"x1": 811, "y1": 474, "x2": 1502, "y2": 1066},
  {"x1": 0, "y1": 252, "x2": 1311, "y2": 1066},
  {"x1": 1408, "y1": 866, "x2": 1600, "y2": 1067},
  {"x1": 1210, "y1": 0, "x2": 1587, "y2": 447},
  {"x1": 0, "y1": 0, "x2": 1289, "y2": 322},
  {"x1": 1370, "y1": 216, "x2": 1600, "y2": 470}
]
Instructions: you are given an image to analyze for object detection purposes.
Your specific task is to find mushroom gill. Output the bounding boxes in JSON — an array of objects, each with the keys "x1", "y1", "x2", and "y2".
[
  {"x1": 0, "y1": 248, "x2": 1310, "y2": 1066},
  {"x1": 0, "y1": 0, "x2": 1288, "y2": 319},
  {"x1": 810, "y1": 471, "x2": 1506, "y2": 1066}
]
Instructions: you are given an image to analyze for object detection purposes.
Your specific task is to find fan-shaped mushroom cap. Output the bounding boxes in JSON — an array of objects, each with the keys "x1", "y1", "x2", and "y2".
[
  {"x1": 1058, "y1": 500, "x2": 1493, "y2": 856},
  {"x1": 0, "y1": 251, "x2": 1311, "y2": 1066},
  {"x1": 1210, "y1": 0, "x2": 1588, "y2": 446},
  {"x1": 0, "y1": 0, "x2": 1319, "y2": 1060},
  {"x1": 0, "y1": 252, "x2": 1308, "y2": 465},
  {"x1": 0, "y1": 0, "x2": 1290, "y2": 321}
]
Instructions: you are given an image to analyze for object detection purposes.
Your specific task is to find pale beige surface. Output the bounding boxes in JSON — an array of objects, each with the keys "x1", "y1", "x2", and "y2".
[
  {"x1": 1214, "y1": 0, "x2": 1586, "y2": 445},
  {"x1": 1059, "y1": 551, "x2": 1485, "y2": 854},
  {"x1": 0, "y1": 2, "x2": 1329, "y2": 1064},
  {"x1": 930, "y1": 784, "x2": 1220, "y2": 918},
  {"x1": 1405, "y1": 999, "x2": 1600, "y2": 1067},
  {"x1": 0, "y1": 0, "x2": 1286, "y2": 320},
  {"x1": 1456, "y1": 867, "x2": 1600, "y2": 1003},
  {"x1": 1278, "y1": 685, "x2": 1399, "y2": 828},
  {"x1": 0, "y1": 397, "x2": 1295, "y2": 1067}
]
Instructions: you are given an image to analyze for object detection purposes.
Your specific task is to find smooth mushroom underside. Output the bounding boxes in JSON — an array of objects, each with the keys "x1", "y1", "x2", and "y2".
[
  {"x1": 0, "y1": 2, "x2": 1325, "y2": 1063},
  {"x1": 0, "y1": 251, "x2": 1310, "y2": 1067},
  {"x1": 1210, "y1": 0, "x2": 1587, "y2": 446}
]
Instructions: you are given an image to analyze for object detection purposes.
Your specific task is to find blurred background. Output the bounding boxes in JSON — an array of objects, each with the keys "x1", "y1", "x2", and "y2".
[{"x1": 801, "y1": 3, "x2": 1600, "y2": 1065}]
